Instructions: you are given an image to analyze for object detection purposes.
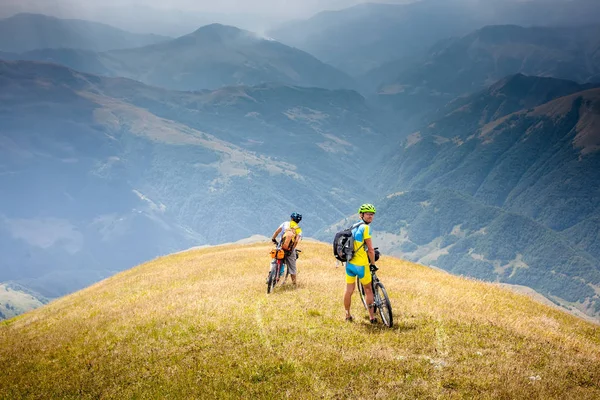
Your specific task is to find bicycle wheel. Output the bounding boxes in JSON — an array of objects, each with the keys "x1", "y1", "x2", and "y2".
[
  {"x1": 267, "y1": 266, "x2": 278, "y2": 294},
  {"x1": 357, "y1": 280, "x2": 368, "y2": 311},
  {"x1": 374, "y1": 282, "x2": 393, "y2": 327}
]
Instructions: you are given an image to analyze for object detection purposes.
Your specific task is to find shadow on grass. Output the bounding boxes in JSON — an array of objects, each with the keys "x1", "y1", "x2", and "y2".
[
  {"x1": 359, "y1": 315, "x2": 418, "y2": 333},
  {"x1": 275, "y1": 283, "x2": 299, "y2": 292}
]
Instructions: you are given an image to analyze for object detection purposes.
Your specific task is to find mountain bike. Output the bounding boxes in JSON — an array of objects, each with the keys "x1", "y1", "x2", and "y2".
[
  {"x1": 266, "y1": 243, "x2": 300, "y2": 294},
  {"x1": 357, "y1": 264, "x2": 393, "y2": 327},
  {"x1": 267, "y1": 244, "x2": 285, "y2": 294}
]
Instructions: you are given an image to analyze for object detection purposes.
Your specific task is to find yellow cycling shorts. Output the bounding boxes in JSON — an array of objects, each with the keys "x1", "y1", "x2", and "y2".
[{"x1": 345, "y1": 262, "x2": 372, "y2": 285}]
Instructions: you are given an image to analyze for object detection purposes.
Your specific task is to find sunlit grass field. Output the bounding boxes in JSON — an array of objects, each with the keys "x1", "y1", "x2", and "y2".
[{"x1": 1, "y1": 241, "x2": 599, "y2": 399}]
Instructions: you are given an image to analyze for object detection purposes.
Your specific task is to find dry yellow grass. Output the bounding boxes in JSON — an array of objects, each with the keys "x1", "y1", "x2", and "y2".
[{"x1": 1, "y1": 241, "x2": 599, "y2": 399}]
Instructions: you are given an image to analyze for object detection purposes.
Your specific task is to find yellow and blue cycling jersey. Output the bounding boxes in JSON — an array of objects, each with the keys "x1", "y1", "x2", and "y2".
[{"x1": 345, "y1": 223, "x2": 372, "y2": 284}]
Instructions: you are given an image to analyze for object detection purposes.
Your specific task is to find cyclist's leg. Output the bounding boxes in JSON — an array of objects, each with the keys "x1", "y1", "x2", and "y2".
[
  {"x1": 344, "y1": 279, "x2": 356, "y2": 320},
  {"x1": 344, "y1": 263, "x2": 362, "y2": 320},
  {"x1": 279, "y1": 260, "x2": 285, "y2": 278},
  {"x1": 285, "y1": 251, "x2": 298, "y2": 285},
  {"x1": 274, "y1": 260, "x2": 282, "y2": 284}
]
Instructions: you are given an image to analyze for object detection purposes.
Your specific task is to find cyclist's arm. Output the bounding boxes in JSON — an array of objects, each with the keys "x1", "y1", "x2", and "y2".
[
  {"x1": 365, "y1": 237, "x2": 375, "y2": 265},
  {"x1": 271, "y1": 227, "x2": 282, "y2": 241},
  {"x1": 292, "y1": 235, "x2": 302, "y2": 250}
]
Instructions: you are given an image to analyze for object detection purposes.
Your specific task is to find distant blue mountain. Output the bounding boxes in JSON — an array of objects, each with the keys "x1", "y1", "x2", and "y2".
[
  {"x1": 4, "y1": 23, "x2": 357, "y2": 92},
  {"x1": 0, "y1": 60, "x2": 381, "y2": 299},
  {"x1": 270, "y1": 0, "x2": 600, "y2": 77},
  {"x1": 379, "y1": 24, "x2": 600, "y2": 96},
  {"x1": 0, "y1": 13, "x2": 170, "y2": 53},
  {"x1": 369, "y1": 24, "x2": 600, "y2": 131},
  {"x1": 380, "y1": 75, "x2": 600, "y2": 261}
]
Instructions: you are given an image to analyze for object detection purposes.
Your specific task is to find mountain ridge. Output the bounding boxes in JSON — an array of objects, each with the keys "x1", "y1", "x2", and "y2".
[
  {"x1": 0, "y1": 13, "x2": 170, "y2": 53},
  {"x1": 3, "y1": 22, "x2": 357, "y2": 92},
  {"x1": 384, "y1": 86, "x2": 600, "y2": 221},
  {"x1": 0, "y1": 60, "x2": 382, "y2": 301},
  {"x1": 3, "y1": 7, "x2": 600, "y2": 329},
  {"x1": 368, "y1": 189, "x2": 600, "y2": 318},
  {"x1": 379, "y1": 24, "x2": 600, "y2": 97},
  {"x1": 270, "y1": 0, "x2": 600, "y2": 77},
  {"x1": 419, "y1": 74, "x2": 600, "y2": 141},
  {"x1": 371, "y1": 81, "x2": 600, "y2": 320}
]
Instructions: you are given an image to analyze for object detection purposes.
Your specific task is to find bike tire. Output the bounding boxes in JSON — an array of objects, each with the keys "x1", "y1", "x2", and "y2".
[
  {"x1": 374, "y1": 282, "x2": 393, "y2": 327},
  {"x1": 357, "y1": 280, "x2": 368, "y2": 311},
  {"x1": 267, "y1": 267, "x2": 278, "y2": 294}
]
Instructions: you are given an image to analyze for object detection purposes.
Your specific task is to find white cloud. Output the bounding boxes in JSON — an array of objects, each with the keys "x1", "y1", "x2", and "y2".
[{"x1": 3, "y1": 217, "x2": 83, "y2": 254}]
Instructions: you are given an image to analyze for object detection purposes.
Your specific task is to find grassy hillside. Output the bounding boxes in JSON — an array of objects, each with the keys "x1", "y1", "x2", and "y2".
[{"x1": 1, "y1": 241, "x2": 599, "y2": 399}]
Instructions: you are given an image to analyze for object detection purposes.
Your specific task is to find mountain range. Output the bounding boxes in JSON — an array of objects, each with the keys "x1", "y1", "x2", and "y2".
[
  {"x1": 372, "y1": 24, "x2": 600, "y2": 130},
  {"x1": 269, "y1": 0, "x2": 600, "y2": 77},
  {"x1": 0, "y1": 18, "x2": 356, "y2": 91},
  {"x1": 1, "y1": 2, "x2": 600, "y2": 322},
  {"x1": 378, "y1": 24, "x2": 600, "y2": 96},
  {"x1": 0, "y1": 13, "x2": 169, "y2": 53},
  {"x1": 0, "y1": 60, "x2": 382, "y2": 299},
  {"x1": 363, "y1": 75, "x2": 600, "y2": 317},
  {"x1": 372, "y1": 189, "x2": 600, "y2": 315},
  {"x1": 381, "y1": 77, "x2": 600, "y2": 231}
]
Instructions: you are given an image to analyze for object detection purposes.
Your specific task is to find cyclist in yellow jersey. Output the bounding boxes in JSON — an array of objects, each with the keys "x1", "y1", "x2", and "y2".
[{"x1": 344, "y1": 204, "x2": 377, "y2": 323}]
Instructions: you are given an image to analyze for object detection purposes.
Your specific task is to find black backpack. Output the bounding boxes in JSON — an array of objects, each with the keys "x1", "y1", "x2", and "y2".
[{"x1": 332, "y1": 222, "x2": 364, "y2": 262}]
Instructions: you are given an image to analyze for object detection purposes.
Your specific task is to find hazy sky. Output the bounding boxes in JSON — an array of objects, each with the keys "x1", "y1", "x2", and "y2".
[
  {"x1": 2, "y1": 0, "x2": 414, "y2": 18},
  {"x1": 5, "y1": 1, "x2": 573, "y2": 37},
  {"x1": 0, "y1": 0, "x2": 415, "y2": 35}
]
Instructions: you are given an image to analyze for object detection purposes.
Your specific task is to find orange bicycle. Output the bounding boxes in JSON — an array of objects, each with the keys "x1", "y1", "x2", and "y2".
[{"x1": 266, "y1": 242, "x2": 300, "y2": 294}]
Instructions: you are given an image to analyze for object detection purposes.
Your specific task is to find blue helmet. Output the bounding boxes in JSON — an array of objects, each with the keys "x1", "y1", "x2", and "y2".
[{"x1": 290, "y1": 212, "x2": 302, "y2": 223}]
